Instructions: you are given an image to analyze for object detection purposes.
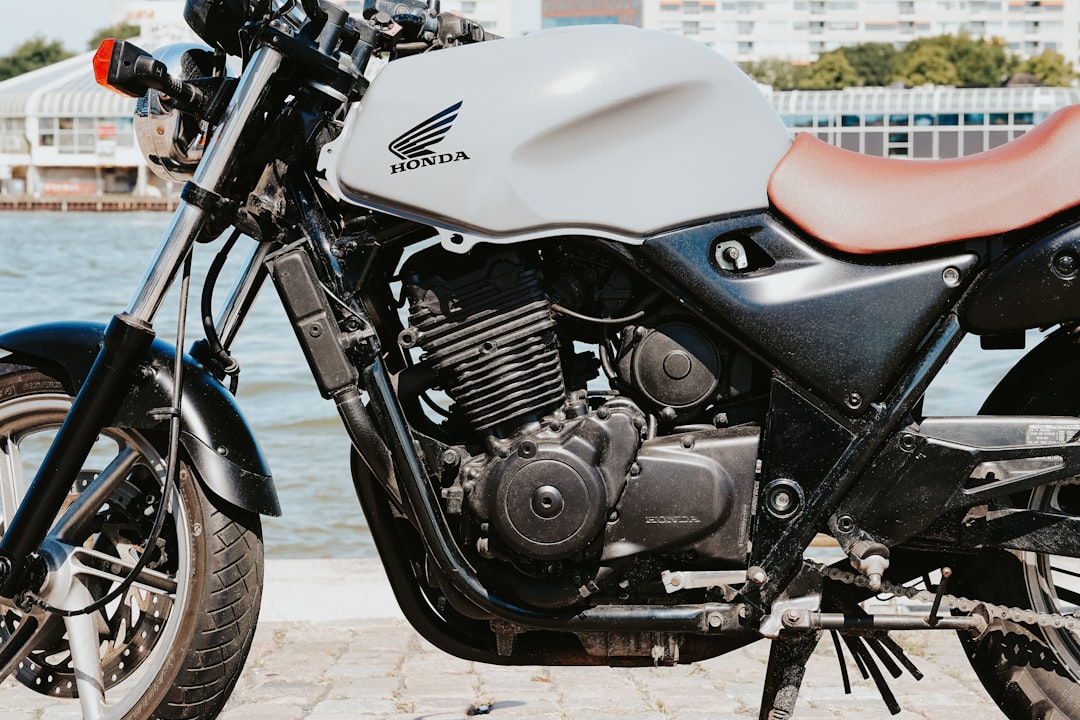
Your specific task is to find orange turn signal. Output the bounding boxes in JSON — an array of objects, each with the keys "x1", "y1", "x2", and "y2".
[
  {"x1": 91, "y1": 38, "x2": 159, "y2": 98},
  {"x1": 93, "y1": 39, "x2": 118, "y2": 92}
]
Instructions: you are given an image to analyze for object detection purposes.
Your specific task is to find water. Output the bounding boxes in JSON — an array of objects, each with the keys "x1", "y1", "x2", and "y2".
[
  {"x1": 0, "y1": 212, "x2": 369, "y2": 559},
  {"x1": 0, "y1": 211, "x2": 1040, "y2": 558}
]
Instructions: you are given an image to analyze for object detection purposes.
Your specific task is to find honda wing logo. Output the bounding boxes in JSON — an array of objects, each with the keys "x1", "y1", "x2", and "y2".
[{"x1": 388, "y1": 101, "x2": 471, "y2": 175}]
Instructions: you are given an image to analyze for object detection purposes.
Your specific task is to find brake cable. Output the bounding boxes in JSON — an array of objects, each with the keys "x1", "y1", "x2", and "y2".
[
  {"x1": 28, "y1": 255, "x2": 193, "y2": 618},
  {"x1": 199, "y1": 227, "x2": 242, "y2": 394}
]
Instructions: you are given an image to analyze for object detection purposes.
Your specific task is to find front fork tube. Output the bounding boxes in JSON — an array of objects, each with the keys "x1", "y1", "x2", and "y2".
[
  {"x1": 127, "y1": 47, "x2": 283, "y2": 322},
  {"x1": 0, "y1": 46, "x2": 284, "y2": 600},
  {"x1": 0, "y1": 314, "x2": 155, "y2": 596}
]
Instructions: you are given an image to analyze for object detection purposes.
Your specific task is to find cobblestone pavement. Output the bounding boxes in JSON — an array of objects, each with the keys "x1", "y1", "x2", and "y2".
[
  {"x1": 0, "y1": 618, "x2": 1009, "y2": 719},
  {"x1": 213, "y1": 620, "x2": 1004, "y2": 720},
  {"x1": 0, "y1": 560, "x2": 1007, "y2": 719}
]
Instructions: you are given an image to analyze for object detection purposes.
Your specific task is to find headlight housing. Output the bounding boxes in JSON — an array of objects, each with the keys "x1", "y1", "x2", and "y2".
[{"x1": 133, "y1": 43, "x2": 222, "y2": 183}]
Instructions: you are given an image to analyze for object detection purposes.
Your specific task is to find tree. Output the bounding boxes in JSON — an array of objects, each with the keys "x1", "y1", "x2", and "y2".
[
  {"x1": 798, "y1": 51, "x2": 858, "y2": 90},
  {"x1": 1018, "y1": 49, "x2": 1075, "y2": 87},
  {"x1": 950, "y1": 35, "x2": 1013, "y2": 86},
  {"x1": 0, "y1": 36, "x2": 73, "y2": 82},
  {"x1": 87, "y1": 22, "x2": 142, "y2": 52},
  {"x1": 838, "y1": 42, "x2": 898, "y2": 86},
  {"x1": 895, "y1": 44, "x2": 959, "y2": 87},
  {"x1": 739, "y1": 57, "x2": 809, "y2": 91},
  {"x1": 895, "y1": 33, "x2": 1013, "y2": 87}
]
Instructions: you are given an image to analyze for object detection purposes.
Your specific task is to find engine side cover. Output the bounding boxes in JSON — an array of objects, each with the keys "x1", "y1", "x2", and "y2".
[
  {"x1": 320, "y1": 26, "x2": 790, "y2": 245},
  {"x1": 477, "y1": 403, "x2": 644, "y2": 560}
]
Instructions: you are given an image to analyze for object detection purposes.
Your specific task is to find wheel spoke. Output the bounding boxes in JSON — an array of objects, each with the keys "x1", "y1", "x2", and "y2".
[
  {"x1": 1047, "y1": 581, "x2": 1080, "y2": 609},
  {"x1": 63, "y1": 544, "x2": 178, "y2": 597},
  {"x1": 0, "y1": 606, "x2": 55, "y2": 683},
  {"x1": 0, "y1": 432, "x2": 28, "y2": 536},
  {"x1": 1050, "y1": 560, "x2": 1080, "y2": 581},
  {"x1": 52, "y1": 447, "x2": 141, "y2": 544}
]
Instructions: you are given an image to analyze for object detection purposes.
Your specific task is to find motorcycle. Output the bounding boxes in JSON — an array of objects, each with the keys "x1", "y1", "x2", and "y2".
[{"x1": 3, "y1": 0, "x2": 1080, "y2": 717}]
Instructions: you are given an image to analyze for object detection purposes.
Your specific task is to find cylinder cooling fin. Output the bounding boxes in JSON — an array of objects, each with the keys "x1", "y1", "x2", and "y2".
[{"x1": 401, "y1": 248, "x2": 567, "y2": 434}]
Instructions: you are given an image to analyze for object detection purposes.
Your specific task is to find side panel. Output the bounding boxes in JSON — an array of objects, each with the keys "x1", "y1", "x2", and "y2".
[
  {"x1": 962, "y1": 223, "x2": 1080, "y2": 333},
  {"x1": 320, "y1": 26, "x2": 791, "y2": 240},
  {"x1": 0, "y1": 322, "x2": 280, "y2": 516},
  {"x1": 642, "y1": 215, "x2": 978, "y2": 412}
]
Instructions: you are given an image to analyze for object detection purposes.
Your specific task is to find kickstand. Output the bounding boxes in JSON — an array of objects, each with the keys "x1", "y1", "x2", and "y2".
[{"x1": 758, "y1": 630, "x2": 823, "y2": 720}]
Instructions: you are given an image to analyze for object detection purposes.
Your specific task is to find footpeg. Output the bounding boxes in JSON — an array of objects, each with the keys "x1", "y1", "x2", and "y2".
[{"x1": 661, "y1": 569, "x2": 748, "y2": 593}]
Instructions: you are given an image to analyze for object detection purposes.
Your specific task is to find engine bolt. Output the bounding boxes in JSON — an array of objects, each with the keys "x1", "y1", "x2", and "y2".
[
  {"x1": 748, "y1": 567, "x2": 768, "y2": 585},
  {"x1": 783, "y1": 609, "x2": 802, "y2": 626},
  {"x1": 707, "y1": 612, "x2": 724, "y2": 629},
  {"x1": 1054, "y1": 251, "x2": 1079, "y2": 279},
  {"x1": 680, "y1": 435, "x2": 694, "y2": 450},
  {"x1": 770, "y1": 490, "x2": 793, "y2": 514},
  {"x1": 518, "y1": 441, "x2": 538, "y2": 459},
  {"x1": 899, "y1": 434, "x2": 918, "y2": 452},
  {"x1": 442, "y1": 449, "x2": 460, "y2": 466},
  {"x1": 597, "y1": 407, "x2": 610, "y2": 420},
  {"x1": 835, "y1": 514, "x2": 856, "y2": 534},
  {"x1": 629, "y1": 463, "x2": 642, "y2": 476},
  {"x1": 942, "y1": 266, "x2": 961, "y2": 287}
]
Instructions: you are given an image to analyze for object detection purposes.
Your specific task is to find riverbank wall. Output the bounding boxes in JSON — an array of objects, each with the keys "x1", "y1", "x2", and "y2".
[{"x1": 0, "y1": 195, "x2": 177, "y2": 212}]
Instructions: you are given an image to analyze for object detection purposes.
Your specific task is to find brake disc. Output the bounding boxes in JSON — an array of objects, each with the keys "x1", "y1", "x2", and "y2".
[{"x1": 0, "y1": 468, "x2": 175, "y2": 697}]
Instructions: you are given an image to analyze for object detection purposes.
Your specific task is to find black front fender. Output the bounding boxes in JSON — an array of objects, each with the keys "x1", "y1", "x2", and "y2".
[{"x1": 0, "y1": 322, "x2": 281, "y2": 516}]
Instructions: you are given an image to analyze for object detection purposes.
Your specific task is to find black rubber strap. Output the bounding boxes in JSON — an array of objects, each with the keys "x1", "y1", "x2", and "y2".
[{"x1": 181, "y1": 181, "x2": 235, "y2": 215}]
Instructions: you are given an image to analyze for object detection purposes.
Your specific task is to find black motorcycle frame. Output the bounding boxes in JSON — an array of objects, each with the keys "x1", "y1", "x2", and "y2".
[{"x1": 4, "y1": 2, "x2": 1080, "y2": 675}]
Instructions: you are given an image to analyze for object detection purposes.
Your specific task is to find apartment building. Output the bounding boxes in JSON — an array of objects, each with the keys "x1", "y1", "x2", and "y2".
[
  {"x1": 636, "y1": 0, "x2": 1080, "y2": 65},
  {"x1": 118, "y1": 0, "x2": 1080, "y2": 66}
]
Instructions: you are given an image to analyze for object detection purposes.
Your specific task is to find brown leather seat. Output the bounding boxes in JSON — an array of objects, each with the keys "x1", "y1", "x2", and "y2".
[{"x1": 766, "y1": 104, "x2": 1080, "y2": 254}]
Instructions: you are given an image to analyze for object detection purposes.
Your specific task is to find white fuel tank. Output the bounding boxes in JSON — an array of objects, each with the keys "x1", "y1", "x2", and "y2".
[{"x1": 320, "y1": 25, "x2": 791, "y2": 245}]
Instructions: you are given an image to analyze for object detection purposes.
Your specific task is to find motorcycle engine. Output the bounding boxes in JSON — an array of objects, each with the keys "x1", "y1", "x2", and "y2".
[{"x1": 397, "y1": 245, "x2": 759, "y2": 608}]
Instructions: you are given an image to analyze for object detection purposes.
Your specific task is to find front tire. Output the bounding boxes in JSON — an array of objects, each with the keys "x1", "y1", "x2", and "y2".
[{"x1": 0, "y1": 363, "x2": 264, "y2": 719}]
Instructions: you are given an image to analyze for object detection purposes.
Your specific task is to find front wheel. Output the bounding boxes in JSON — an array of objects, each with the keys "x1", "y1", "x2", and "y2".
[{"x1": 0, "y1": 363, "x2": 264, "y2": 719}]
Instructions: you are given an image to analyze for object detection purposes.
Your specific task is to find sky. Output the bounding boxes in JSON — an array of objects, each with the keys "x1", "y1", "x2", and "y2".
[{"x1": 0, "y1": 0, "x2": 113, "y2": 57}]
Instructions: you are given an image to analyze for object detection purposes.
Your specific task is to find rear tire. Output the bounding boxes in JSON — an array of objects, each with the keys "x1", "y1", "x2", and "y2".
[
  {"x1": 0, "y1": 363, "x2": 264, "y2": 719},
  {"x1": 958, "y1": 329, "x2": 1080, "y2": 719}
]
